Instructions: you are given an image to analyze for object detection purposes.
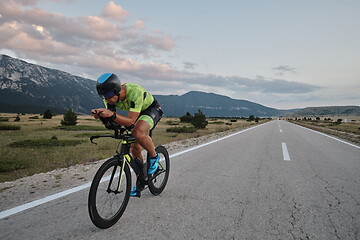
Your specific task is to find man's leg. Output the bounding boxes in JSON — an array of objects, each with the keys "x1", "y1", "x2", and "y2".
[
  {"x1": 130, "y1": 143, "x2": 143, "y2": 160},
  {"x1": 130, "y1": 120, "x2": 157, "y2": 197},
  {"x1": 132, "y1": 120, "x2": 156, "y2": 158}
]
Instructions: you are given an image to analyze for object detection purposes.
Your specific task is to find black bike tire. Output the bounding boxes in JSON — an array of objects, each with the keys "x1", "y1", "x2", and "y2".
[
  {"x1": 88, "y1": 157, "x2": 131, "y2": 229},
  {"x1": 148, "y1": 145, "x2": 170, "y2": 195}
]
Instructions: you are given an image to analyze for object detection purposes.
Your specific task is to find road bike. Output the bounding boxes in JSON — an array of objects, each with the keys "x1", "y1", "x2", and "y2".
[{"x1": 87, "y1": 121, "x2": 170, "y2": 229}]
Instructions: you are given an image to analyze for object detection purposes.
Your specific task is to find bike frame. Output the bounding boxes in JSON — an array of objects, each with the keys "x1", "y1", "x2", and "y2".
[
  {"x1": 90, "y1": 127, "x2": 155, "y2": 194},
  {"x1": 107, "y1": 132, "x2": 135, "y2": 193}
]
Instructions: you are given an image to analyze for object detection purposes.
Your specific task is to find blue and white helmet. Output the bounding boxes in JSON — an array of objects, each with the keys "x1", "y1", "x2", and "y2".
[{"x1": 96, "y1": 73, "x2": 122, "y2": 97}]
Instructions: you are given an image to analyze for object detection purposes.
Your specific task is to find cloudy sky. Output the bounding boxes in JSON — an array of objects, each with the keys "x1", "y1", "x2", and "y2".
[{"x1": 1, "y1": 0, "x2": 359, "y2": 109}]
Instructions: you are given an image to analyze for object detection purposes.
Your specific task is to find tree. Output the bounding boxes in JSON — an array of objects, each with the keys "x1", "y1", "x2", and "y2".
[
  {"x1": 61, "y1": 109, "x2": 77, "y2": 126},
  {"x1": 180, "y1": 112, "x2": 193, "y2": 123},
  {"x1": 248, "y1": 115, "x2": 255, "y2": 121},
  {"x1": 43, "y1": 109, "x2": 54, "y2": 119},
  {"x1": 255, "y1": 117, "x2": 260, "y2": 123},
  {"x1": 14, "y1": 114, "x2": 21, "y2": 122},
  {"x1": 191, "y1": 109, "x2": 208, "y2": 129}
]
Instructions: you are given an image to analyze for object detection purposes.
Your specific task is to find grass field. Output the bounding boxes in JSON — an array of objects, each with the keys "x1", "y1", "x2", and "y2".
[
  {"x1": 0, "y1": 113, "x2": 263, "y2": 182},
  {"x1": 287, "y1": 115, "x2": 360, "y2": 144}
]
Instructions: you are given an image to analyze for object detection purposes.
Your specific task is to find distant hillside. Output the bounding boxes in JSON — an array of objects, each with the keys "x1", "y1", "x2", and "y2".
[
  {"x1": 0, "y1": 102, "x2": 65, "y2": 114},
  {"x1": 0, "y1": 54, "x2": 102, "y2": 114},
  {"x1": 0, "y1": 54, "x2": 298, "y2": 117},
  {"x1": 155, "y1": 91, "x2": 292, "y2": 117},
  {"x1": 292, "y1": 106, "x2": 360, "y2": 116}
]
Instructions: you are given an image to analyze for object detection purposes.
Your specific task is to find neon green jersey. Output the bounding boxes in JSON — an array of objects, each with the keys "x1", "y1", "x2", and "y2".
[{"x1": 104, "y1": 83, "x2": 154, "y2": 113}]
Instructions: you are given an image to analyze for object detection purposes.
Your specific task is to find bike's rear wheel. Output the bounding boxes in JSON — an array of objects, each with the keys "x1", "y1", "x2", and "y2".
[
  {"x1": 88, "y1": 157, "x2": 131, "y2": 229},
  {"x1": 148, "y1": 146, "x2": 170, "y2": 195}
]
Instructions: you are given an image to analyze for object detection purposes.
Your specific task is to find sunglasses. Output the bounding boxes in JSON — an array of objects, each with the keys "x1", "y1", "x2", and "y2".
[{"x1": 102, "y1": 91, "x2": 116, "y2": 99}]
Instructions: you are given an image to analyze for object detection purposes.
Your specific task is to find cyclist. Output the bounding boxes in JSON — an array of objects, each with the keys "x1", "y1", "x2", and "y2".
[{"x1": 91, "y1": 73, "x2": 163, "y2": 197}]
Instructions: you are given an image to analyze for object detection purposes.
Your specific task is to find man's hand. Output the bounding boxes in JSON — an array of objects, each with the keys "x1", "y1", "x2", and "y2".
[{"x1": 91, "y1": 108, "x2": 114, "y2": 119}]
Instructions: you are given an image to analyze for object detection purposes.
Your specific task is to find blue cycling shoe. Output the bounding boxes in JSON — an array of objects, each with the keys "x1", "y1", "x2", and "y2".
[
  {"x1": 148, "y1": 153, "x2": 160, "y2": 175},
  {"x1": 130, "y1": 186, "x2": 140, "y2": 198}
]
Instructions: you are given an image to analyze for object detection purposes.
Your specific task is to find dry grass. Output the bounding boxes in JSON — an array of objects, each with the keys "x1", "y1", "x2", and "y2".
[
  {"x1": 287, "y1": 116, "x2": 360, "y2": 144},
  {"x1": 0, "y1": 113, "x2": 264, "y2": 182}
]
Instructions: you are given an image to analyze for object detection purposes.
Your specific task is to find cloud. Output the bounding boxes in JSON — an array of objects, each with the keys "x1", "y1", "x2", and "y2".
[
  {"x1": 0, "y1": 1, "x2": 175, "y2": 58},
  {"x1": 183, "y1": 62, "x2": 197, "y2": 70},
  {"x1": 134, "y1": 20, "x2": 145, "y2": 29},
  {"x1": 101, "y1": 1, "x2": 128, "y2": 22},
  {"x1": 0, "y1": 0, "x2": 325, "y2": 108},
  {"x1": 273, "y1": 65, "x2": 297, "y2": 75}
]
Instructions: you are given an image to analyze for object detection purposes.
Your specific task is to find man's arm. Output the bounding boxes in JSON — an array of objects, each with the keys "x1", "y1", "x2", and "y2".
[{"x1": 91, "y1": 108, "x2": 140, "y2": 127}]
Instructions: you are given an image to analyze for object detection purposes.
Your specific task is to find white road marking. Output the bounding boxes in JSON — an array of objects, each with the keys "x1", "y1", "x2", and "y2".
[
  {"x1": 0, "y1": 122, "x2": 270, "y2": 220},
  {"x1": 0, "y1": 182, "x2": 91, "y2": 220},
  {"x1": 282, "y1": 142, "x2": 291, "y2": 161}
]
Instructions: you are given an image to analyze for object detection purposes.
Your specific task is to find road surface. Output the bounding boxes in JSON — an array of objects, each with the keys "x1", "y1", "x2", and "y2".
[{"x1": 1, "y1": 120, "x2": 359, "y2": 239}]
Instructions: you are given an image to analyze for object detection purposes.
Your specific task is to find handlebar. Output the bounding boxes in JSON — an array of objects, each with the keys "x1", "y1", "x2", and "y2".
[
  {"x1": 90, "y1": 124, "x2": 134, "y2": 145},
  {"x1": 90, "y1": 134, "x2": 116, "y2": 145}
]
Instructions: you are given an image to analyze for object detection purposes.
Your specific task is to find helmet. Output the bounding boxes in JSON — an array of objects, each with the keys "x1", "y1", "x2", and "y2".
[{"x1": 96, "y1": 73, "x2": 121, "y2": 97}]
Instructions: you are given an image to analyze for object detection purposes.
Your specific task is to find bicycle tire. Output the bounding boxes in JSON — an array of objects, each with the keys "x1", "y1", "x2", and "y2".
[
  {"x1": 88, "y1": 157, "x2": 131, "y2": 229},
  {"x1": 148, "y1": 145, "x2": 170, "y2": 195}
]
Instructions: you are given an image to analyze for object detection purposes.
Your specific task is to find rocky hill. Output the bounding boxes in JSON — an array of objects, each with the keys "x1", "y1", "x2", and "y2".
[
  {"x1": 291, "y1": 106, "x2": 360, "y2": 117},
  {"x1": 155, "y1": 91, "x2": 295, "y2": 117},
  {"x1": 1, "y1": 54, "x2": 296, "y2": 116},
  {"x1": 0, "y1": 54, "x2": 101, "y2": 114}
]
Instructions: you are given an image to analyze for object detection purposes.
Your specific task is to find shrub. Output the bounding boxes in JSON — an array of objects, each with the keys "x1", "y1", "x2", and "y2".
[
  {"x1": 166, "y1": 121, "x2": 180, "y2": 126},
  {"x1": 0, "y1": 158, "x2": 29, "y2": 173},
  {"x1": 209, "y1": 121, "x2": 224, "y2": 124},
  {"x1": 166, "y1": 126, "x2": 196, "y2": 133},
  {"x1": 248, "y1": 115, "x2": 255, "y2": 121},
  {"x1": 61, "y1": 109, "x2": 77, "y2": 126},
  {"x1": 0, "y1": 117, "x2": 9, "y2": 122},
  {"x1": 55, "y1": 125, "x2": 105, "y2": 131},
  {"x1": 180, "y1": 112, "x2": 193, "y2": 123},
  {"x1": 29, "y1": 116, "x2": 39, "y2": 119},
  {"x1": 0, "y1": 124, "x2": 21, "y2": 130},
  {"x1": 14, "y1": 114, "x2": 20, "y2": 122},
  {"x1": 9, "y1": 139, "x2": 83, "y2": 148},
  {"x1": 43, "y1": 109, "x2": 54, "y2": 119},
  {"x1": 191, "y1": 110, "x2": 208, "y2": 129}
]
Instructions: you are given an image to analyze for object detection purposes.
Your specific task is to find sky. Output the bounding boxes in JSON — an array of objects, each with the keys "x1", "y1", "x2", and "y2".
[{"x1": 0, "y1": 0, "x2": 359, "y2": 109}]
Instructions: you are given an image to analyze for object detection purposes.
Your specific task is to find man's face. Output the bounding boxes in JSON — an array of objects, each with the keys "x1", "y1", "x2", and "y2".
[{"x1": 104, "y1": 95, "x2": 118, "y2": 105}]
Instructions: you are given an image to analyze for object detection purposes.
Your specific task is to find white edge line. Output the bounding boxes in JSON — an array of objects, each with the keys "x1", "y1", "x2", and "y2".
[
  {"x1": 290, "y1": 122, "x2": 360, "y2": 150},
  {"x1": 0, "y1": 122, "x2": 270, "y2": 220},
  {"x1": 0, "y1": 183, "x2": 91, "y2": 220},
  {"x1": 282, "y1": 142, "x2": 291, "y2": 161}
]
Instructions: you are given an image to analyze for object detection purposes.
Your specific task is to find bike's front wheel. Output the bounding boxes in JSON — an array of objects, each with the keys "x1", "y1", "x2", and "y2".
[
  {"x1": 148, "y1": 146, "x2": 170, "y2": 195},
  {"x1": 88, "y1": 157, "x2": 131, "y2": 229}
]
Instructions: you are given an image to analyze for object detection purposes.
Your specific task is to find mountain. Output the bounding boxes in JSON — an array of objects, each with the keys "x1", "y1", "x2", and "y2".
[
  {"x1": 0, "y1": 102, "x2": 66, "y2": 114},
  {"x1": 0, "y1": 54, "x2": 296, "y2": 117},
  {"x1": 155, "y1": 91, "x2": 291, "y2": 117},
  {"x1": 291, "y1": 106, "x2": 360, "y2": 117},
  {"x1": 0, "y1": 54, "x2": 102, "y2": 114}
]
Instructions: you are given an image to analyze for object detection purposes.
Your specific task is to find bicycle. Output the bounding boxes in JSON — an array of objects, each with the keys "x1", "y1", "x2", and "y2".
[{"x1": 87, "y1": 120, "x2": 170, "y2": 229}]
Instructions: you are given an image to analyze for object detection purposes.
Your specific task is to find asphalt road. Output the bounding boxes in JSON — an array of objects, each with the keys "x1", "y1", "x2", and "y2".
[{"x1": 1, "y1": 120, "x2": 359, "y2": 240}]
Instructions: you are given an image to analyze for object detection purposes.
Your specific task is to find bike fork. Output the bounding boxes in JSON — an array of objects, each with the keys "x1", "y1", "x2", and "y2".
[{"x1": 117, "y1": 157, "x2": 127, "y2": 193}]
